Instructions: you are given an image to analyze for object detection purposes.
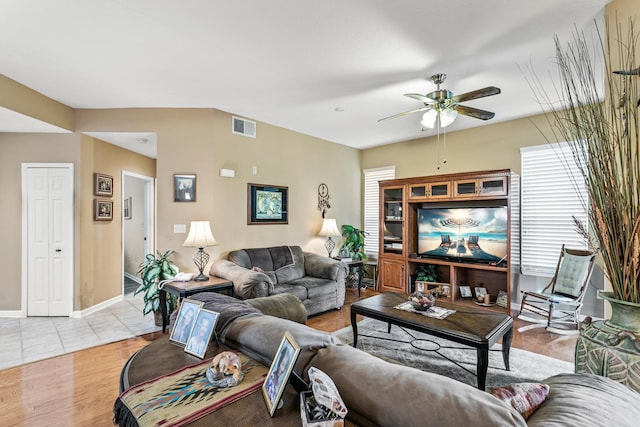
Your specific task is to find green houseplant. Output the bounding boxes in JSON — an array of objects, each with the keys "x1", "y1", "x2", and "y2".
[
  {"x1": 340, "y1": 225, "x2": 367, "y2": 261},
  {"x1": 136, "y1": 250, "x2": 179, "y2": 323}
]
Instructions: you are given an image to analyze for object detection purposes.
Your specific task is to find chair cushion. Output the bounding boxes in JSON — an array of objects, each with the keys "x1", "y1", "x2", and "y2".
[{"x1": 554, "y1": 252, "x2": 591, "y2": 297}]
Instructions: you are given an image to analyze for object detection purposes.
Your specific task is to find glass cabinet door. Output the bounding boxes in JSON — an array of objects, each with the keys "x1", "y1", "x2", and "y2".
[{"x1": 382, "y1": 187, "x2": 404, "y2": 255}]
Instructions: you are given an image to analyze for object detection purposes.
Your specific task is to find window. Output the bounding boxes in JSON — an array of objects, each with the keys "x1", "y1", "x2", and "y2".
[
  {"x1": 520, "y1": 142, "x2": 588, "y2": 276},
  {"x1": 363, "y1": 166, "x2": 395, "y2": 256}
]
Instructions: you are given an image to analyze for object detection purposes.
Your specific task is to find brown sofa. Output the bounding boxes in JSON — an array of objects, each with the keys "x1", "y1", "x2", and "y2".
[
  {"x1": 210, "y1": 245, "x2": 347, "y2": 316},
  {"x1": 203, "y1": 293, "x2": 640, "y2": 427}
]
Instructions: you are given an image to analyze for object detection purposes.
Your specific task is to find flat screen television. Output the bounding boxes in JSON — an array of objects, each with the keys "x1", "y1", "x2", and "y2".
[{"x1": 417, "y1": 207, "x2": 508, "y2": 263}]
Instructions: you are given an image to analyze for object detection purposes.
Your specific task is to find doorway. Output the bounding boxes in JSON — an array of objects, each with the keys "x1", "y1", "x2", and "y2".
[
  {"x1": 122, "y1": 171, "x2": 154, "y2": 295},
  {"x1": 21, "y1": 163, "x2": 74, "y2": 317}
]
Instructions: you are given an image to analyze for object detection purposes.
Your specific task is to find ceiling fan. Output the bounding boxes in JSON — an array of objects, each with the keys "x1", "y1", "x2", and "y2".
[{"x1": 378, "y1": 74, "x2": 501, "y2": 130}]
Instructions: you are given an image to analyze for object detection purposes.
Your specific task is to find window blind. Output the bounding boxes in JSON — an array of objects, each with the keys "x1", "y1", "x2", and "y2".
[
  {"x1": 363, "y1": 166, "x2": 395, "y2": 257},
  {"x1": 520, "y1": 142, "x2": 588, "y2": 276}
]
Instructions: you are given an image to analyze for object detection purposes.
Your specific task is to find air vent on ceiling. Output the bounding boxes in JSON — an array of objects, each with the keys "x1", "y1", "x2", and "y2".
[{"x1": 232, "y1": 116, "x2": 256, "y2": 138}]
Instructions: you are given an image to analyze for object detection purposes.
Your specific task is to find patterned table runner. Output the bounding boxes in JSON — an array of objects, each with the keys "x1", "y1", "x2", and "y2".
[{"x1": 114, "y1": 351, "x2": 267, "y2": 427}]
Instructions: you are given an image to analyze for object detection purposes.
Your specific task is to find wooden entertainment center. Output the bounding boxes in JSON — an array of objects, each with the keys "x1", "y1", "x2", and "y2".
[{"x1": 378, "y1": 169, "x2": 516, "y2": 314}]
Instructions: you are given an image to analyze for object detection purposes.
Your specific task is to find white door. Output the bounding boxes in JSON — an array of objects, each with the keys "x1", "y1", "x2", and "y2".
[{"x1": 24, "y1": 164, "x2": 74, "y2": 316}]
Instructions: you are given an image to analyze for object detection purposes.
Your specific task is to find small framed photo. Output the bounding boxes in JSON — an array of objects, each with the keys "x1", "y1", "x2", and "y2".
[
  {"x1": 415, "y1": 281, "x2": 426, "y2": 292},
  {"x1": 496, "y1": 290, "x2": 508, "y2": 308},
  {"x1": 169, "y1": 299, "x2": 203, "y2": 345},
  {"x1": 459, "y1": 285, "x2": 472, "y2": 299},
  {"x1": 123, "y1": 196, "x2": 132, "y2": 220},
  {"x1": 248, "y1": 183, "x2": 288, "y2": 225},
  {"x1": 94, "y1": 199, "x2": 113, "y2": 221},
  {"x1": 474, "y1": 287, "x2": 488, "y2": 298},
  {"x1": 94, "y1": 173, "x2": 113, "y2": 197},
  {"x1": 174, "y1": 174, "x2": 196, "y2": 202},
  {"x1": 184, "y1": 308, "x2": 218, "y2": 359},
  {"x1": 262, "y1": 331, "x2": 301, "y2": 417},
  {"x1": 442, "y1": 285, "x2": 450, "y2": 297}
]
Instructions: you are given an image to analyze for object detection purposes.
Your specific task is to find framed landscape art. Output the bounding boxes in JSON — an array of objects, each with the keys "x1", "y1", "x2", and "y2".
[{"x1": 248, "y1": 183, "x2": 288, "y2": 225}]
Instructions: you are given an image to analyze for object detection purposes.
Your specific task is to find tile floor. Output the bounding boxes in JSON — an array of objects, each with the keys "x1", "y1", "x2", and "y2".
[{"x1": 0, "y1": 291, "x2": 160, "y2": 371}]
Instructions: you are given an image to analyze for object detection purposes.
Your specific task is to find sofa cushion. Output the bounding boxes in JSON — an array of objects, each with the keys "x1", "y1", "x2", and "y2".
[
  {"x1": 271, "y1": 283, "x2": 308, "y2": 302},
  {"x1": 309, "y1": 344, "x2": 527, "y2": 427},
  {"x1": 220, "y1": 314, "x2": 339, "y2": 378},
  {"x1": 274, "y1": 246, "x2": 305, "y2": 283},
  {"x1": 289, "y1": 276, "x2": 339, "y2": 299},
  {"x1": 526, "y1": 373, "x2": 640, "y2": 427},
  {"x1": 245, "y1": 294, "x2": 308, "y2": 325},
  {"x1": 490, "y1": 382, "x2": 549, "y2": 420}
]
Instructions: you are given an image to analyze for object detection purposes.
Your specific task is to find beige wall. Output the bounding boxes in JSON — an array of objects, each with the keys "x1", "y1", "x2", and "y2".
[
  {"x1": 75, "y1": 108, "x2": 361, "y2": 301},
  {"x1": 0, "y1": 133, "x2": 81, "y2": 311},
  {"x1": 78, "y1": 136, "x2": 156, "y2": 309},
  {"x1": 361, "y1": 112, "x2": 558, "y2": 178}
]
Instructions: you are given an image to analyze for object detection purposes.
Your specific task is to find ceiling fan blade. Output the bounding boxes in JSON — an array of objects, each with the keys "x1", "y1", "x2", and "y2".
[
  {"x1": 451, "y1": 86, "x2": 501, "y2": 103},
  {"x1": 455, "y1": 105, "x2": 495, "y2": 120},
  {"x1": 378, "y1": 106, "x2": 431, "y2": 122},
  {"x1": 404, "y1": 93, "x2": 435, "y2": 104}
]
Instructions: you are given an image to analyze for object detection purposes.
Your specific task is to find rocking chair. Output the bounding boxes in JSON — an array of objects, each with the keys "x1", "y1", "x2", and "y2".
[{"x1": 518, "y1": 245, "x2": 596, "y2": 335}]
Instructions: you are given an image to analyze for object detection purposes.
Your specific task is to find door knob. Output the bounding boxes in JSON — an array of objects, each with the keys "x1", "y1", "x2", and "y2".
[{"x1": 55, "y1": 249, "x2": 62, "y2": 252}]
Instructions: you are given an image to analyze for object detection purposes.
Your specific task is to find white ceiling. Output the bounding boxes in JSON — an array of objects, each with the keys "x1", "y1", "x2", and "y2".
[{"x1": 0, "y1": 0, "x2": 609, "y2": 156}]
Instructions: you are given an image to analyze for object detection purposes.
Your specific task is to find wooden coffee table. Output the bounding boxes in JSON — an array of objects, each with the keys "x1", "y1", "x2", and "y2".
[{"x1": 350, "y1": 292, "x2": 513, "y2": 390}]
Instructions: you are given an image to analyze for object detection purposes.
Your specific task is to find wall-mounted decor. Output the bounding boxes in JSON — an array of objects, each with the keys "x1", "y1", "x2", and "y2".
[
  {"x1": 94, "y1": 173, "x2": 113, "y2": 197},
  {"x1": 317, "y1": 183, "x2": 331, "y2": 218},
  {"x1": 94, "y1": 199, "x2": 113, "y2": 221},
  {"x1": 174, "y1": 174, "x2": 196, "y2": 202},
  {"x1": 123, "y1": 196, "x2": 132, "y2": 220},
  {"x1": 248, "y1": 183, "x2": 288, "y2": 225}
]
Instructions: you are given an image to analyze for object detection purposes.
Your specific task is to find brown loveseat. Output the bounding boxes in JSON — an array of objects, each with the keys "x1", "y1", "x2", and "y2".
[{"x1": 210, "y1": 245, "x2": 347, "y2": 316}]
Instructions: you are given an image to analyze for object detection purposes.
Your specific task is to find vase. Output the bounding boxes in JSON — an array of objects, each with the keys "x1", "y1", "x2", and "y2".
[{"x1": 575, "y1": 291, "x2": 640, "y2": 392}]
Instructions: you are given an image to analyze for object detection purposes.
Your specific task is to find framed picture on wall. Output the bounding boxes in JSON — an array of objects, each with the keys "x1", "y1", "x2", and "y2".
[
  {"x1": 94, "y1": 199, "x2": 113, "y2": 221},
  {"x1": 174, "y1": 174, "x2": 196, "y2": 202},
  {"x1": 123, "y1": 196, "x2": 132, "y2": 220},
  {"x1": 247, "y1": 183, "x2": 288, "y2": 225},
  {"x1": 94, "y1": 173, "x2": 113, "y2": 197}
]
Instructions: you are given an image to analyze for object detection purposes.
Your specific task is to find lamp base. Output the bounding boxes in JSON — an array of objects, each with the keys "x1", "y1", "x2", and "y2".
[
  {"x1": 194, "y1": 273, "x2": 209, "y2": 282},
  {"x1": 192, "y1": 248, "x2": 211, "y2": 282},
  {"x1": 325, "y1": 237, "x2": 336, "y2": 258}
]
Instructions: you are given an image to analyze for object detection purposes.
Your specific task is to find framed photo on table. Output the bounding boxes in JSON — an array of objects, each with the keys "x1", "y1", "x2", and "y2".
[
  {"x1": 248, "y1": 183, "x2": 288, "y2": 225},
  {"x1": 262, "y1": 331, "x2": 300, "y2": 417},
  {"x1": 169, "y1": 299, "x2": 203, "y2": 345},
  {"x1": 474, "y1": 287, "x2": 488, "y2": 298},
  {"x1": 184, "y1": 308, "x2": 218, "y2": 359},
  {"x1": 459, "y1": 285, "x2": 472, "y2": 299},
  {"x1": 174, "y1": 174, "x2": 196, "y2": 202}
]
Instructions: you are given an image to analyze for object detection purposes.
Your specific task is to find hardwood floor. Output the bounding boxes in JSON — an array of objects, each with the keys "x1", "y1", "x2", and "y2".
[{"x1": 0, "y1": 288, "x2": 576, "y2": 426}]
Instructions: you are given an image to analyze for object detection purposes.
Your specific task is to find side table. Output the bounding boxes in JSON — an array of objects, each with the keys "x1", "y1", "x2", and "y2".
[
  {"x1": 334, "y1": 258, "x2": 364, "y2": 296},
  {"x1": 159, "y1": 276, "x2": 233, "y2": 333}
]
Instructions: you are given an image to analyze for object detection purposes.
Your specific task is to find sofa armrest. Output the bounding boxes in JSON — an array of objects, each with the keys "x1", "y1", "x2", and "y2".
[
  {"x1": 303, "y1": 252, "x2": 347, "y2": 283},
  {"x1": 209, "y1": 259, "x2": 273, "y2": 299}
]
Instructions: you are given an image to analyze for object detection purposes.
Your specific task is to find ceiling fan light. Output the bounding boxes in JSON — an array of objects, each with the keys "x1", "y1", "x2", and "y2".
[
  {"x1": 421, "y1": 109, "x2": 437, "y2": 128},
  {"x1": 440, "y1": 108, "x2": 458, "y2": 127}
]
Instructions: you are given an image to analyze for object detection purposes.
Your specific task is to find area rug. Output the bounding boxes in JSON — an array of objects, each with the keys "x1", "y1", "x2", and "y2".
[
  {"x1": 113, "y1": 351, "x2": 268, "y2": 427},
  {"x1": 334, "y1": 318, "x2": 574, "y2": 389}
]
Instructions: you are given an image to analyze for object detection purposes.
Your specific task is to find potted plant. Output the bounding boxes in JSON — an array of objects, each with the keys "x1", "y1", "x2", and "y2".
[
  {"x1": 136, "y1": 249, "x2": 179, "y2": 325},
  {"x1": 535, "y1": 20, "x2": 640, "y2": 390},
  {"x1": 340, "y1": 225, "x2": 367, "y2": 261}
]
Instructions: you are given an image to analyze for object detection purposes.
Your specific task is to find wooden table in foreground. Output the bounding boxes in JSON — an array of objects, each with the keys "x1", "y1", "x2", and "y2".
[
  {"x1": 159, "y1": 276, "x2": 233, "y2": 333},
  {"x1": 350, "y1": 292, "x2": 513, "y2": 390}
]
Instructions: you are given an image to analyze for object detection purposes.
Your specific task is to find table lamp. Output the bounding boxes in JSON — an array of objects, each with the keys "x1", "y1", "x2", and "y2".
[
  {"x1": 318, "y1": 218, "x2": 342, "y2": 257},
  {"x1": 182, "y1": 221, "x2": 218, "y2": 281}
]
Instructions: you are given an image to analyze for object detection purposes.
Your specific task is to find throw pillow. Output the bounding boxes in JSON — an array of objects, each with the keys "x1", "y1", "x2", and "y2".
[{"x1": 490, "y1": 382, "x2": 549, "y2": 420}]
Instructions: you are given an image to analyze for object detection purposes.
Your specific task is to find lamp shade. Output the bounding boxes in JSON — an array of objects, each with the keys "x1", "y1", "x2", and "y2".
[
  {"x1": 182, "y1": 221, "x2": 218, "y2": 248},
  {"x1": 440, "y1": 108, "x2": 458, "y2": 127},
  {"x1": 318, "y1": 218, "x2": 341, "y2": 237},
  {"x1": 421, "y1": 109, "x2": 437, "y2": 129}
]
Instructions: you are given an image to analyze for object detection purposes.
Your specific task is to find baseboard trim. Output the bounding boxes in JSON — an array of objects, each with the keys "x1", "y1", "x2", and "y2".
[
  {"x1": 124, "y1": 272, "x2": 141, "y2": 284},
  {"x1": 0, "y1": 310, "x2": 25, "y2": 318},
  {"x1": 71, "y1": 294, "x2": 124, "y2": 318}
]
